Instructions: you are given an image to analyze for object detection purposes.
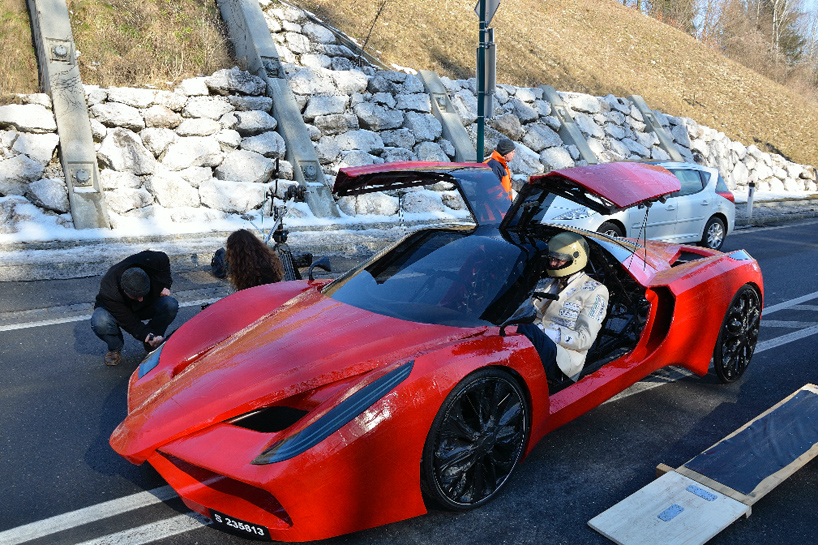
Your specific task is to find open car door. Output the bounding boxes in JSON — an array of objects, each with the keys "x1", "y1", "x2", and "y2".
[
  {"x1": 502, "y1": 162, "x2": 681, "y2": 232},
  {"x1": 333, "y1": 161, "x2": 512, "y2": 227}
]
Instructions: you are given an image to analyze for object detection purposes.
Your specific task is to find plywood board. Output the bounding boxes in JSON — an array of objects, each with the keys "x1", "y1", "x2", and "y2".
[{"x1": 588, "y1": 471, "x2": 750, "y2": 545}]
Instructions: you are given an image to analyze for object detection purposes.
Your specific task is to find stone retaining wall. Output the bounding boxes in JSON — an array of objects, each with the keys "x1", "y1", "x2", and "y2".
[{"x1": 0, "y1": 0, "x2": 815, "y2": 235}]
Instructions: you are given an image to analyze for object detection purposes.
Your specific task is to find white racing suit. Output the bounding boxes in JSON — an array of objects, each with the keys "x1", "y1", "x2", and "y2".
[{"x1": 534, "y1": 271, "x2": 609, "y2": 380}]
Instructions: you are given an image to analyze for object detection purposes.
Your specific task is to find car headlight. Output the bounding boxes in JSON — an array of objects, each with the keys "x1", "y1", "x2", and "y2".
[
  {"x1": 138, "y1": 344, "x2": 164, "y2": 379},
  {"x1": 251, "y1": 360, "x2": 414, "y2": 465},
  {"x1": 553, "y1": 207, "x2": 594, "y2": 220}
]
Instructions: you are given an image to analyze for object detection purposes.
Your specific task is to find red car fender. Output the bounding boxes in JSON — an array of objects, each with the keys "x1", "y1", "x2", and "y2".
[
  {"x1": 407, "y1": 330, "x2": 551, "y2": 459},
  {"x1": 651, "y1": 256, "x2": 763, "y2": 376}
]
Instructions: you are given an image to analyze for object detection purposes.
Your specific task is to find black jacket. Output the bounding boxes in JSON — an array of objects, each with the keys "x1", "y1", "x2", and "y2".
[{"x1": 94, "y1": 251, "x2": 173, "y2": 341}]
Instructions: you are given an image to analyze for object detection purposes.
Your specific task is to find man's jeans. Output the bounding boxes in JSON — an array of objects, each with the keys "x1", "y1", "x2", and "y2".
[
  {"x1": 517, "y1": 323, "x2": 560, "y2": 380},
  {"x1": 91, "y1": 297, "x2": 179, "y2": 352}
]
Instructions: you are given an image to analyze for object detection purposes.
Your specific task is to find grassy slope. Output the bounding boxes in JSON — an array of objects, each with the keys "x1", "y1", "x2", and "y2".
[
  {"x1": 0, "y1": 0, "x2": 39, "y2": 97},
  {"x1": 2, "y1": 0, "x2": 816, "y2": 168},
  {"x1": 298, "y1": 0, "x2": 818, "y2": 168}
]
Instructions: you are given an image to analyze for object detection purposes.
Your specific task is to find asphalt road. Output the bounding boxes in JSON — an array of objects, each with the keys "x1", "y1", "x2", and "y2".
[{"x1": 1, "y1": 219, "x2": 817, "y2": 545}]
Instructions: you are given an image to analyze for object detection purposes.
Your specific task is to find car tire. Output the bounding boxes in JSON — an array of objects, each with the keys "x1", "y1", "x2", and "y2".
[
  {"x1": 701, "y1": 217, "x2": 726, "y2": 250},
  {"x1": 713, "y1": 285, "x2": 761, "y2": 384},
  {"x1": 598, "y1": 222, "x2": 624, "y2": 238},
  {"x1": 421, "y1": 368, "x2": 529, "y2": 511}
]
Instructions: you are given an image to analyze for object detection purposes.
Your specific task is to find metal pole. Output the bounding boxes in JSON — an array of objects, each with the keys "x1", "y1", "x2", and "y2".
[{"x1": 476, "y1": 3, "x2": 487, "y2": 163}]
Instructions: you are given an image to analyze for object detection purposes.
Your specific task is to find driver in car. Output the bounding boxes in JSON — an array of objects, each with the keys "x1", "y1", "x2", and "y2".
[{"x1": 517, "y1": 232, "x2": 609, "y2": 383}]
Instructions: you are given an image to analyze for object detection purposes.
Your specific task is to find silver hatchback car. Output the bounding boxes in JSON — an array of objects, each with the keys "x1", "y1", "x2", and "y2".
[{"x1": 542, "y1": 161, "x2": 735, "y2": 250}]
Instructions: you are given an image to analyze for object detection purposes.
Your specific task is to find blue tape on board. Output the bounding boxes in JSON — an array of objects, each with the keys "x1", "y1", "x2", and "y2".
[
  {"x1": 658, "y1": 504, "x2": 684, "y2": 522},
  {"x1": 686, "y1": 484, "x2": 717, "y2": 501}
]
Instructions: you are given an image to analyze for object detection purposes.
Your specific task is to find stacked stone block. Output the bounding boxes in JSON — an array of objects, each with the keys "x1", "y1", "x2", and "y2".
[{"x1": 1, "y1": 0, "x2": 816, "y2": 235}]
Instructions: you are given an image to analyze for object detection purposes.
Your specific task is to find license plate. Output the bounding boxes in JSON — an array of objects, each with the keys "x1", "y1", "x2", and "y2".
[{"x1": 210, "y1": 509, "x2": 272, "y2": 541}]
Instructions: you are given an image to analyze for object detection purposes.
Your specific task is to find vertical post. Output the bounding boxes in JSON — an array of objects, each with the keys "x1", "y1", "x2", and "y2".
[
  {"x1": 26, "y1": 0, "x2": 111, "y2": 229},
  {"x1": 476, "y1": 3, "x2": 487, "y2": 163},
  {"x1": 746, "y1": 181, "x2": 755, "y2": 219}
]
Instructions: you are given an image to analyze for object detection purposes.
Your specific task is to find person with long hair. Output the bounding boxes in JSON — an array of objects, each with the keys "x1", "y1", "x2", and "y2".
[{"x1": 225, "y1": 229, "x2": 285, "y2": 291}]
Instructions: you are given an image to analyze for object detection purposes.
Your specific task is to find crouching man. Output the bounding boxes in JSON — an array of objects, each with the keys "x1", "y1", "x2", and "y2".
[
  {"x1": 91, "y1": 250, "x2": 178, "y2": 366},
  {"x1": 518, "y1": 232, "x2": 609, "y2": 382}
]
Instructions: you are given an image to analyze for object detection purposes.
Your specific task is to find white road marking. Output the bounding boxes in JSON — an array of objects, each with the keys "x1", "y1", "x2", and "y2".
[
  {"x1": 0, "y1": 299, "x2": 218, "y2": 333},
  {"x1": 75, "y1": 513, "x2": 210, "y2": 545},
  {"x1": 0, "y1": 486, "x2": 177, "y2": 545},
  {"x1": 755, "y1": 324, "x2": 818, "y2": 354},
  {"x1": 760, "y1": 320, "x2": 818, "y2": 329},
  {"x1": 763, "y1": 290, "x2": 818, "y2": 315}
]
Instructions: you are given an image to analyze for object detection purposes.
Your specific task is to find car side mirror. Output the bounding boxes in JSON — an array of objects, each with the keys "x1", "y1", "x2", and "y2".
[
  {"x1": 499, "y1": 302, "x2": 537, "y2": 337},
  {"x1": 308, "y1": 256, "x2": 332, "y2": 281}
]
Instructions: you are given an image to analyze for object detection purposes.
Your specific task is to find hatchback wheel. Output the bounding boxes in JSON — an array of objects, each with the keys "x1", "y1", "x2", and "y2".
[
  {"x1": 701, "y1": 217, "x2": 726, "y2": 250},
  {"x1": 598, "y1": 221, "x2": 624, "y2": 238},
  {"x1": 713, "y1": 285, "x2": 760, "y2": 383},
  {"x1": 421, "y1": 368, "x2": 529, "y2": 510}
]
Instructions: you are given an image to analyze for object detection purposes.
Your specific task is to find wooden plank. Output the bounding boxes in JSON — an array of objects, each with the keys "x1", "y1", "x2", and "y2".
[
  {"x1": 656, "y1": 463, "x2": 674, "y2": 478},
  {"x1": 679, "y1": 383, "x2": 818, "y2": 506},
  {"x1": 588, "y1": 472, "x2": 750, "y2": 545},
  {"x1": 672, "y1": 466, "x2": 750, "y2": 507}
]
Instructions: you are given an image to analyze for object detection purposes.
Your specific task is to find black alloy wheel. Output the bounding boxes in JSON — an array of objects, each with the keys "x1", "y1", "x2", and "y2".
[
  {"x1": 598, "y1": 221, "x2": 624, "y2": 238},
  {"x1": 421, "y1": 368, "x2": 529, "y2": 510},
  {"x1": 713, "y1": 285, "x2": 761, "y2": 383}
]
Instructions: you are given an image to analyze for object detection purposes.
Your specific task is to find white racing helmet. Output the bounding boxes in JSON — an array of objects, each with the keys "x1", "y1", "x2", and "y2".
[{"x1": 546, "y1": 232, "x2": 589, "y2": 278}]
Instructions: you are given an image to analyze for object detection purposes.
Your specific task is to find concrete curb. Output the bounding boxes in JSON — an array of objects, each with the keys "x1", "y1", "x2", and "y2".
[
  {"x1": 735, "y1": 196, "x2": 818, "y2": 226},
  {"x1": 0, "y1": 220, "x2": 441, "y2": 282}
]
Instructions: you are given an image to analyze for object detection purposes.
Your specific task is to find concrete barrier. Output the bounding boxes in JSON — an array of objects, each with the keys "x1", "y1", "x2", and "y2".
[
  {"x1": 26, "y1": 0, "x2": 110, "y2": 229},
  {"x1": 217, "y1": 0, "x2": 340, "y2": 218},
  {"x1": 419, "y1": 70, "x2": 477, "y2": 163},
  {"x1": 540, "y1": 85, "x2": 599, "y2": 165},
  {"x1": 629, "y1": 94, "x2": 685, "y2": 162}
]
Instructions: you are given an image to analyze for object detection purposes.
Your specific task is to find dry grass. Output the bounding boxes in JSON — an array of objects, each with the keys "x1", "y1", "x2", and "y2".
[
  {"x1": 0, "y1": 0, "x2": 40, "y2": 100},
  {"x1": 66, "y1": 0, "x2": 233, "y2": 88},
  {"x1": 299, "y1": 0, "x2": 818, "y2": 168},
  {"x1": 2, "y1": 0, "x2": 816, "y2": 168}
]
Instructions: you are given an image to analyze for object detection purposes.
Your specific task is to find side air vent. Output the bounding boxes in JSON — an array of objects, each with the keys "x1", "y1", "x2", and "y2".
[
  {"x1": 672, "y1": 251, "x2": 708, "y2": 266},
  {"x1": 231, "y1": 406, "x2": 308, "y2": 433}
]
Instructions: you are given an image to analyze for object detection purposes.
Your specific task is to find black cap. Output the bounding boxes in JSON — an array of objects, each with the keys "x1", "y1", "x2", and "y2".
[
  {"x1": 496, "y1": 137, "x2": 515, "y2": 155},
  {"x1": 121, "y1": 267, "x2": 150, "y2": 298}
]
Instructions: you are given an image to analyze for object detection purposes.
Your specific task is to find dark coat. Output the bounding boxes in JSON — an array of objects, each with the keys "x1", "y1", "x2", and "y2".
[{"x1": 94, "y1": 250, "x2": 173, "y2": 341}]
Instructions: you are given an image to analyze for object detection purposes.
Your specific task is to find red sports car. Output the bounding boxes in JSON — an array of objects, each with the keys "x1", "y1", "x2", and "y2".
[{"x1": 110, "y1": 161, "x2": 763, "y2": 542}]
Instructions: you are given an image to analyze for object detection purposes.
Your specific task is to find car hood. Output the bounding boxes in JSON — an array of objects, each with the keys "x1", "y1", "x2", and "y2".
[{"x1": 111, "y1": 285, "x2": 484, "y2": 461}]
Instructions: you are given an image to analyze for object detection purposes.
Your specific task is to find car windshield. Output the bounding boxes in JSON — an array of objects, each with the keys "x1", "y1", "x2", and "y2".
[{"x1": 323, "y1": 229, "x2": 530, "y2": 327}]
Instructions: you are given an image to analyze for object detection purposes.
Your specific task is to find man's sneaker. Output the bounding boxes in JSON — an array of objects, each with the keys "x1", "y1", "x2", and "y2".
[{"x1": 105, "y1": 350, "x2": 121, "y2": 366}]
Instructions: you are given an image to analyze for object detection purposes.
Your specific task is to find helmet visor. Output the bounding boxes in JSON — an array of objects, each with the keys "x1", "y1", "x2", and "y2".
[{"x1": 547, "y1": 251, "x2": 574, "y2": 271}]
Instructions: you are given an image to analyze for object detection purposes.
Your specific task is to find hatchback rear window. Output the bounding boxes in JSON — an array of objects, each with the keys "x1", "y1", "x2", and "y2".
[{"x1": 716, "y1": 174, "x2": 729, "y2": 193}]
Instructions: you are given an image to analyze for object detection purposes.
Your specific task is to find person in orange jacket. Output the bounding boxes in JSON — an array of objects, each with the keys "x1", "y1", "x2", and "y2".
[{"x1": 484, "y1": 137, "x2": 516, "y2": 201}]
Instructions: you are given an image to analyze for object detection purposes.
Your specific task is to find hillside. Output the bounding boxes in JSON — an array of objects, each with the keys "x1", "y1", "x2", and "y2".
[
  {"x1": 297, "y1": 0, "x2": 818, "y2": 168},
  {"x1": 2, "y1": 0, "x2": 817, "y2": 169}
]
